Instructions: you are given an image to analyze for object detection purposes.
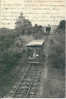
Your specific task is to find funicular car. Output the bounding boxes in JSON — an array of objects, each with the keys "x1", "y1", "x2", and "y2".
[{"x1": 25, "y1": 39, "x2": 45, "y2": 64}]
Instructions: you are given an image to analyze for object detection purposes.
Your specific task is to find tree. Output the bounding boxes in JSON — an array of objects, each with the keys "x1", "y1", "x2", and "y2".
[
  {"x1": 46, "y1": 24, "x2": 51, "y2": 34},
  {"x1": 33, "y1": 24, "x2": 44, "y2": 39},
  {"x1": 58, "y1": 20, "x2": 65, "y2": 31},
  {"x1": 48, "y1": 20, "x2": 65, "y2": 70}
]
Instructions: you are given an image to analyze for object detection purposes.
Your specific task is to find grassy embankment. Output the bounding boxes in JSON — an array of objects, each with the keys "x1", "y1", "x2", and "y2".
[{"x1": 42, "y1": 21, "x2": 65, "y2": 98}]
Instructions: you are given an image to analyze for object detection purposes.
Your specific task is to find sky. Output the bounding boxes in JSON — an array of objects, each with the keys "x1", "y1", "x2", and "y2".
[{"x1": 0, "y1": 0, "x2": 65, "y2": 29}]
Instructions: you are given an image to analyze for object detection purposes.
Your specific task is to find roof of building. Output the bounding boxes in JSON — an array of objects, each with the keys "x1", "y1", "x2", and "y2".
[{"x1": 26, "y1": 39, "x2": 45, "y2": 47}]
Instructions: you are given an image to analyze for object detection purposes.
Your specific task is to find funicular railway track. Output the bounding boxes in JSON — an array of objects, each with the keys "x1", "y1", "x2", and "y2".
[
  {"x1": 5, "y1": 63, "x2": 42, "y2": 98},
  {"x1": 4, "y1": 39, "x2": 46, "y2": 98}
]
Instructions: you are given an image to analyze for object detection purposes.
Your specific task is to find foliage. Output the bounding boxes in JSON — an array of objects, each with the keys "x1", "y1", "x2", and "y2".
[
  {"x1": 32, "y1": 24, "x2": 44, "y2": 39},
  {"x1": 48, "y1": 20, "x2": 65, "y2": 70},
  {"x1": 0, "y1": 29, "x2": 21, "y2": 76},
  {"x1": 57, "y1": 20, "x2": 65, "y2": 31}
]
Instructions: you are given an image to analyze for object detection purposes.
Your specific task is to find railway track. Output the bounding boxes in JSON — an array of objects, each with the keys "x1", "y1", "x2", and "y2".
[{"x1": 5, "y1": 64, "x2": 42, "y2": 98}]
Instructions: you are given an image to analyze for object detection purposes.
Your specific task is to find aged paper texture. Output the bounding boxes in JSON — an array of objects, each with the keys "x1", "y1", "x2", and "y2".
[{"x1": 0, "y1": 0, "x2": 65, "y2": 98}]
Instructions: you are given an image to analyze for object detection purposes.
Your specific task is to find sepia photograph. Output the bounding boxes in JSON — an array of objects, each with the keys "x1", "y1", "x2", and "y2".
[{"x1": 0, "y1": 0, "x2": 65, "y2": 98}]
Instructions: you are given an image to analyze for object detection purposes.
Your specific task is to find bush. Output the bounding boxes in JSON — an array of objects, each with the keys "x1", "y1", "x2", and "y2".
[{"x1": 48, "y1": 20, "x2": 65, "y2": 70}]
